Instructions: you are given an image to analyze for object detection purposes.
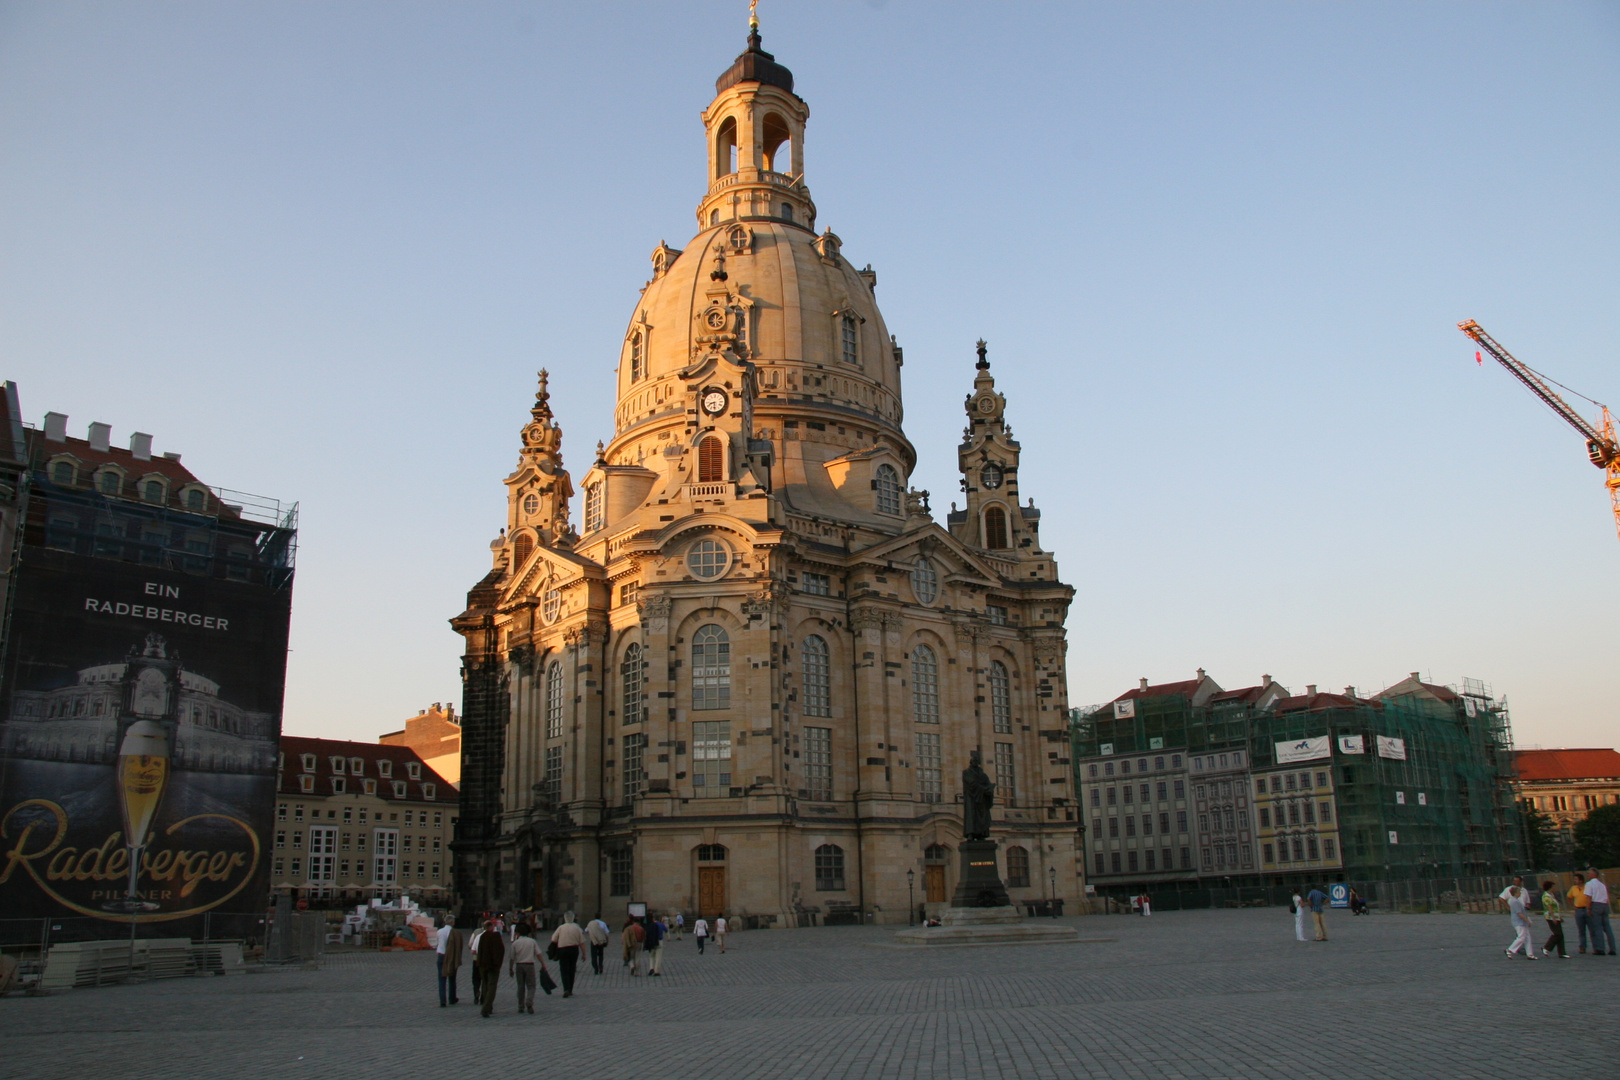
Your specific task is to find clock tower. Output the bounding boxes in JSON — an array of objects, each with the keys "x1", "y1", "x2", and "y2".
[{"x1": 949, "y1": 341, "x2": 1049, "y2": 571}]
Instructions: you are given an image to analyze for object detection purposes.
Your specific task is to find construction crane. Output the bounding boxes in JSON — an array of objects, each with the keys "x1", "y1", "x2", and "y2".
[{"x1": 1458, "y1": 319, "x2": 1620, "y2": 546}]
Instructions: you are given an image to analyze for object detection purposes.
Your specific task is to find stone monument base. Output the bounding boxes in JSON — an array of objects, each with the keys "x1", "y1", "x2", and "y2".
[{"x1": 892, "y1": 905, "x2": 1080, "y2": 946}]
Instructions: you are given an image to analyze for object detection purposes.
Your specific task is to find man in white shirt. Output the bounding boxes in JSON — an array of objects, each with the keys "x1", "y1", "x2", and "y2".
[
  {"x1": 1499, "y1": 877, "x2": 1538, "y2": 959},
  {"x1": 586, "y1": 915, "x2": 611, "y2": 975},
  {"x1": 694, "y1": 916, "x2": 711, "y2": 954},
  {"x1": 468, "y1": 922, "x2": 486, "y2": 1003},
  {"x1": 1584, "y1": 869, "x2": 1614, "y2": 956},
  {"x1": 714, "y1": 913, "x2": 728, "y2": 953}
]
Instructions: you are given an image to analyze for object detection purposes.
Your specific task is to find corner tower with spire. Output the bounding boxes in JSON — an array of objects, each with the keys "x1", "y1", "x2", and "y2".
[{"x1": 451, "y1": 14, "x2": 1076, "y2": 927}]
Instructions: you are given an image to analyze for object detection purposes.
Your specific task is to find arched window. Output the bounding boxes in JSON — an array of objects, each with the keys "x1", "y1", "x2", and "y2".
[
  {"x1": 511, "y1": 534, "x2": 534, "y2": 573},
  {"x1": 692, "y1": 624, "x2": 730, "y2": 711},
  {"x1": 910, "y1": 557, "x2": 938, "y2": 605},
  {"x1": 984, "y1": 506, "x2": 1009, "y2": 549},
  {"x1": 710, "y1": 208, "x2": 720, "y2": 226},
  {"x1": 990, "y1": 661, "x2": 1012, "y2": 734},
  {"x1": 98, "y1": 470, "x2": 121, "y2": 495},
  {"x1": 545, "y1": 660, "x2": 564, "y2": 739},
  {"x1": 814, "y1": 844, "x2": 845, "y2": 891},
  {"x1": 51, "y1": 460, "x2": 75, "y2": 485},
  {"x1": 841, "y1": 314, "x2": 859, "y2": 366},
  {"x1": 781, "y1": 202, "x2": 793, "y2": 222},
  {"x1": 186, "y1": 488, "x2": 206, "y2": 511},
  {"x1": 629, "y1": 332, "x2": 643, "y2": 382},
  {"x1": 698, "y1": 436, "x2": 724, "y2": 483},
  {"x1": 143, "y1": 480, "x2": 164, "y2": 503},
  {"x1": 621, "y1": 642, "x2": 644, "y2": 726},
  {"x1": 584, "y1": 482, "x2": 603, "y2": 534},
  {"x1": 801, "y1": 635, "x2": 830, "y2": 717},
  {"x1": 874, "y1": 464, "x2": 901, "y2": 516},
  {"x1": 911, "y1": 644, "x2": 939, "y2": 724},
  {"x1": 715, "y1": 116, "x2": 737, "y2": 178},
  {"x1": 1005, "y1": 845, "x2": 1030, "y2": 888}
]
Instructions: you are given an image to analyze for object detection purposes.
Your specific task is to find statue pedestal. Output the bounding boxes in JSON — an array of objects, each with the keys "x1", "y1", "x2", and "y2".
[
  {"x1": 892, "y1": 839, "x2": 1079, "y2": 947},
  {"x1": 949, "y1": 839, "x2": 1012, "y2": 909}
]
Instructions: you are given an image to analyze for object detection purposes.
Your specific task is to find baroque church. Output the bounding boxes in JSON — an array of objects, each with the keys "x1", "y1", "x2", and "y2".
[{"x1": 452, "y1": 23, "x2": 1077, "y2": 926}]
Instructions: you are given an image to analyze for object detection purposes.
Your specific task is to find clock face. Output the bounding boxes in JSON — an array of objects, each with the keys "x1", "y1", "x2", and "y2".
[
  {"x1": 701, "y1": 390, "x2": 728, "y2": 416},
  {"x1": 705, "y1": 308, "x2": 728, "y2": 330},
  {"x1": 980, "y1": 464, "x2": 1004, "y2": 490},
  {"x1": 977, "y1": 396, "x2": 997, "y2": 415}
]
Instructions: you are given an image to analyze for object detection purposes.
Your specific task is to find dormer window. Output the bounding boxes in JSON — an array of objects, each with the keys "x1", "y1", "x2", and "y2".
[
  {"x1": 98, "y1": 470, "x2": 122, "y2": 495},
  {"x1": 874, "y1": 464, "x2": 901, "y2": 516},
  {"x1": 331, "y1": 777, "x2": 346, "y2": 794},
  {"x1": 378, "y1": 760, "x2": 392, "y2": 778},
  {"x1": 330, "y1": 756, "x2": 346, "y2": 774},
  {"x1": 143, "y1": 480, "x2": 165, "y2": 503},
  {"x1": 363, "y1": 779, "x2": 377, "y2": 795},
  {"x1": 584, "y1": 483, "x2": 603, "y2": 534},
  {"x1": 185, "y1": 488, "x2": 206, "y2": 511},
  {"x1": 392, "y1": 780, "x2": 407, "y2": 798},
  {"x1": 350, "y1": 757, "x2": 364, "y2": 775},
  {"x1": 407, "y1": 762, "x2": 422, "y2": 780},
  {"x1": 301, "y1": 753, "x2": 316, "y2": 772},
  {"x1": 299, "y1": 775, "x2": 314, "y2": 793},
  {"x1": 423, "y1": 783, "x2": 436, "y2": 801},
  {"x1": 51, "y1": 460, "x2": 76, "y2": 485}
]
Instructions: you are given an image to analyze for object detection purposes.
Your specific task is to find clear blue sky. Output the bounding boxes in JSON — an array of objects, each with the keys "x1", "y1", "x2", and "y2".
[{"x1": 3, "y1": 2, "x2": 1616, "y2": 749}]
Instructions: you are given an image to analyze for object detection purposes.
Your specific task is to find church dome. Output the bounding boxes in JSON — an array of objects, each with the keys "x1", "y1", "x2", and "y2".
[{"x1": 715, "y1": 28, "x2": 795, "y2": 95}]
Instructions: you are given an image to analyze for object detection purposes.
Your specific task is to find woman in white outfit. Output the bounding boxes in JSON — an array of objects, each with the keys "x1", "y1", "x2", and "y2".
[{"x1": 1292, "y1": 891, "x2": 1307, "y2": 941}]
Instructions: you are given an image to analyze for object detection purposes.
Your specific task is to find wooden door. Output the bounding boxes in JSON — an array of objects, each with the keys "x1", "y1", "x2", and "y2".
[
  {"x1": 924, "y1": 865, "x2": 946, "y2": 904},
  {"x1": 532, "y1": 870, "x2": 545, "y2": 909},
  {"x1": 698, "y1": 866, "x2": 726, "y2": 917}
]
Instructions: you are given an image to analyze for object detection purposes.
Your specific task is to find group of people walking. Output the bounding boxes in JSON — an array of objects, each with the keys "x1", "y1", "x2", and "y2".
[
  {"x1": 1500, "y1": 868, "x2": 1613, "y2": 961},
  {"x1": 432, "y1": 910, "x2": 731, "y2": 1015}
]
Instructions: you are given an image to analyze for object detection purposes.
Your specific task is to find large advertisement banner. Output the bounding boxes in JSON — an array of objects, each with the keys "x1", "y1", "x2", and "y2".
[
  {"x1": 0, "y1": 550, "x2": 291, "y2": 932},
  {"x1": 1275, "y1": 736, "x2": 1331, "y2": 764}
]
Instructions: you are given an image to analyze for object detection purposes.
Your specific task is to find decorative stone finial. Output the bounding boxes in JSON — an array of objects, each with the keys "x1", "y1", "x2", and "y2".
[{"x1": 975, "y1": 339, "x2": 989, "y2": 370}]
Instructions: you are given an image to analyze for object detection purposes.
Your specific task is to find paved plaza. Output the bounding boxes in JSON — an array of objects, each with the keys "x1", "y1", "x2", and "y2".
[{"x1": 3, "y1": 909, "x2": 1617, "y2": 1080}]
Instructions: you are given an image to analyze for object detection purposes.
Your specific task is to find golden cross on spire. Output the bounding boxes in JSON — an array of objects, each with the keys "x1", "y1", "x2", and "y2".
[{"x1": 749, "y1": 0, "x2": 759, "y2": 32}]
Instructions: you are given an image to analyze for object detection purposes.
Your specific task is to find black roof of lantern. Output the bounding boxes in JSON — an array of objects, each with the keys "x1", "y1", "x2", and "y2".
[{"x1": 715, "y1": 29, "x2": 794, "y2": 95}]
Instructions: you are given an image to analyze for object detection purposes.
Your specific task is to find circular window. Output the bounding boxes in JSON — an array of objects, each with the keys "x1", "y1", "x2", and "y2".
[
  {"x1": 980, "y1": 464, "x2": 1003, "y2": 490},
  {"x1": 686, "y1": 539, "x2": 730, "y2": 580},
  {"x1": 910, "y1": 557, "x2": 938, "y2": 605},
  {"x1": 522, "y1": 494, "x2": 539, "y2": 515},
  {"x1": 541, "y1": 588, "x2": 561, "y2": 624}
]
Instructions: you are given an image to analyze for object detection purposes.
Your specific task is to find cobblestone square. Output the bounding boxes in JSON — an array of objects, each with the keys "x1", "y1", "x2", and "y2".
[{"x1": 4, "y1": 909, "x2": 1617, "y2": 1080}]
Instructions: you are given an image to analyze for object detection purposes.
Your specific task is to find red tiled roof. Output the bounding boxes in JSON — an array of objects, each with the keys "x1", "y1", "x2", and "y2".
[
  {"x1": 1211, "y1": 684, "x2": 1268, "y2": 704},
  {"x1": 1376, "y1": 678, "x2": 1460, "y2": 703},
  {"x1": 1272, "y1": 692, "x2": 1366, "y2": 713},
  {"x1": 1112, "y1": 678, "x2": 1202, "y2": 703},
  {"x1": 33, "y1": 432, "x2": 202, "y2": 487},
  {"x1": 278, "y1": 735, "x2": 456, "y2": 800},
  {"x1": 1512, "y1": 749, "x2": 1620, "y2": 782}
]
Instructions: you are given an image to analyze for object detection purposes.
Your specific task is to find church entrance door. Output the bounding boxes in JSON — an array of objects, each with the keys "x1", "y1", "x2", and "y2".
[
  {"x1": 924, "y1": 865, "x2": 946, "y2": 904},
  {"x1": 698, "y1": 866, "x2": 726, "y2": 917}
]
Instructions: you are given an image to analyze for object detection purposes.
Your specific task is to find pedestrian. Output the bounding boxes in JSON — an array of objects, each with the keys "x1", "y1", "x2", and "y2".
[
  {"x1": 674, "y1": 912, "x2": 685, "y2": 939},
  {"x1": 1541, "y1": 879, "x2": 1569, "y2": 959},
  {"x1": 1585, "y1": 868, "x2": 1614, "y2": 956},
  {"x1": 587, "y1": 914, "x2": 610, "y2": 975},
  {"x1": 1567, "y1": 874, "x2": 1593, "y2": 953},
  {"x1": 623, "y1": 917, "x2": 645, "y2": 974},
  {"x1": 468, "y1": 920, "x2": 487, "y2": 1004},
  {"x1": 477, "y1": 919, "x2": 506, "y2": 1016},
  {"x1": 1141, "y1": 893, "x2": 1152, "y2": 917},
  {"x1": 715, "y1": 912, "x2": 728, "y2": 953},
  {"x1": 1291, "y1": 889, "x2": 1307, "y2": 942},
  {"x1": 1306, "y1": 885, "x2": 1329, "y2": 941},
  {"x1": 438, "y1": 916, "x2": 465, "y2": 1006},
  {"x1": 508, "y1": 924, "x2": 543, "y2": 1014},
  {"x1": 550, "y1": 911, "x2": 586, "y2": 998},
  {"x1": 1499, "y1": 877, "x2": 1539, "y2": 960},
  {"x1": 694, "y1": 915, "x2": 710, "y2": 954},
  {"x1": 644, "y1": 913, "x2": 666, "y2": 976}
]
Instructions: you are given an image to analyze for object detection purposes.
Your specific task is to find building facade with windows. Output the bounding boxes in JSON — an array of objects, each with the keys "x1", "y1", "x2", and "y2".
[
  {"x1": 380, "y1": 702, "x2": 463, "y2": 785},
  {"x1": 274, "y1": 736, "x2": 457, "y2": 905},
  {"x1": 451, "y1": 26, "x2": 1077, "y2": 927},
  {"x1": 1509, "y1": 748, "x2": 1620, "y2": 857}
]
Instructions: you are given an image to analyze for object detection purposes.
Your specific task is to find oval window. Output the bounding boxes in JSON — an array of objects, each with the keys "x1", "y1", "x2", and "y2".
[
  {"x1": 523, "y1": 493, "x2": 539, "y2": 515},
  {"x1": 687, "y1": 539, "x2": 729, "y2": 580},
  {"x1": 542, "y1": 588, "x2": 562, "y2": 624},
  {"x1": 910, "y1": 557, "x2": 938, "y2": 604}
]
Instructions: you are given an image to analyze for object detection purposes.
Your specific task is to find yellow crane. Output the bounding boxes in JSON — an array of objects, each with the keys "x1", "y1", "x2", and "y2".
[{"x1": 1459, "y1": 319, "x2": 1620, "y2": 546}]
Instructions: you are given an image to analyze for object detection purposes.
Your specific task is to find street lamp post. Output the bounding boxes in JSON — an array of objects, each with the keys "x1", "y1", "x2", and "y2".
[
  {"x1": 1048, "y1": 866, "x2": 1057, "y2": 918},
  {"x1": 907, "y1": 868, "x2": 915, "y2": 926}
]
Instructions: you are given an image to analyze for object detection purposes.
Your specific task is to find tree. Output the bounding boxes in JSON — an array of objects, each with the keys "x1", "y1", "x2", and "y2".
[
  {"x1": 1572, "y1": 804, "x2": 1620, "y2": 869},
  {"x1": 1521, "y1": 804, "x2": 1562, "y2": 870}
]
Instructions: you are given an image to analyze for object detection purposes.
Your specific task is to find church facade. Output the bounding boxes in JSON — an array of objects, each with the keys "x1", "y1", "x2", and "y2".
[{"x1": 451, "y1": 27, "x2": 1078, "y2": 926}]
